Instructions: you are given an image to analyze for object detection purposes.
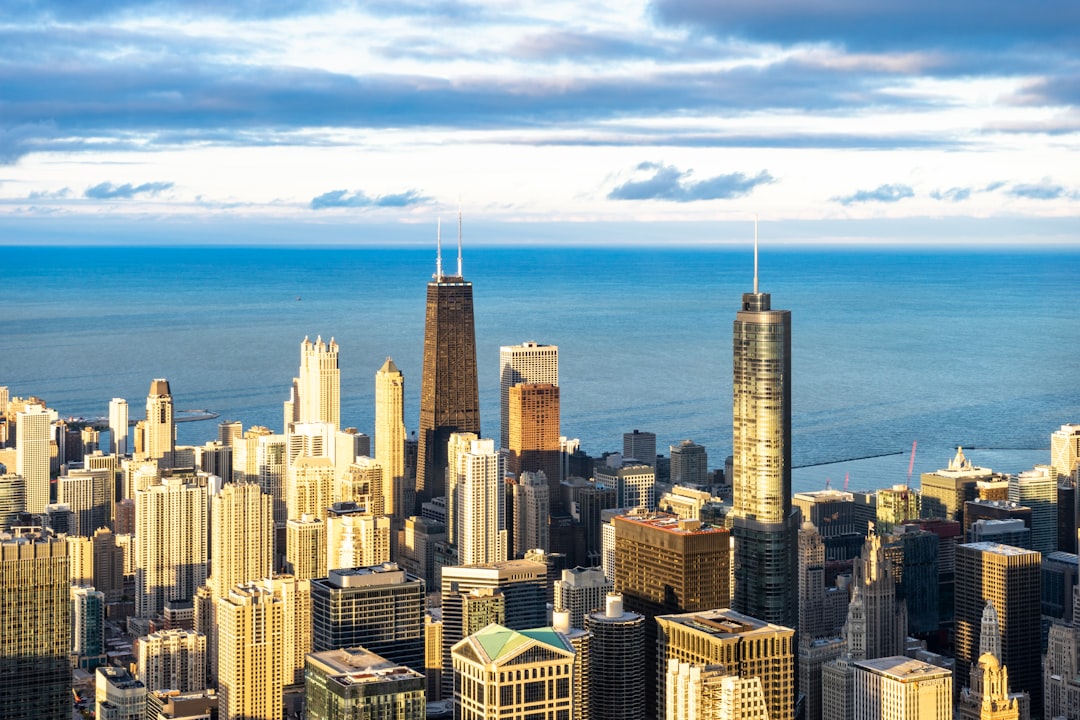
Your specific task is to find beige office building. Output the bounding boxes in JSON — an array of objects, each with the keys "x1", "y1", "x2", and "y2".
[
  {"x1": 16, "y1": 402, "x2": 51, "y2": 513},
  {"x1": 375, "y1": 357, "x2": 407, "y2": 522},
  {"x1": 852, "y1": 656, "x2": 952, "y2": 720},
  {"x1": 499, "y1": 342, "x2": 558, "y2": 450},
  {"x1": 1051, "y1": 423, "x2": 1080, "y2": 480},
  {"x1": 285, "y1": 336, "x2": 341, "y2": 432}
]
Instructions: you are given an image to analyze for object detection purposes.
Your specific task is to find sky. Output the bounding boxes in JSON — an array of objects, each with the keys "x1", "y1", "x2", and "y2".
[{"x1": 1, "y1": 0, "x2": 1079, "y2": 245}]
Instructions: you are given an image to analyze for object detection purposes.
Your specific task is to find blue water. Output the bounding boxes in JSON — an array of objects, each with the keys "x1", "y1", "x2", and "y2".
[{"x1": 2, "y1": 245, "x2": 1078, "y2": 493}]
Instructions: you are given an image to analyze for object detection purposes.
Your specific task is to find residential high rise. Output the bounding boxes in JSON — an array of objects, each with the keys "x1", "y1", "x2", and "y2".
[
  {"x1": 285, "y1": 514, "x2": 325, "y2": 581},
  {"x1": 875, "y1": 484, "x2": 921, "y2": 535},
  {"x1": 286, "y1": 455, "x2": 336, "y2": 522},
  {"x1": 144, "y1": 379, "x2": 175, "y2": 469},
  {"x1": 586, "y1": 593, "x2": 646, "y2": 720},
  {"x1": 286, "y1": 336, "x2": 341, "y2": 431},
  {"x1": 305, "y1": 648, "x2": 426, "y2": 720},
  {"x1": 512, "y1": 470, "x2": 550, "y2": 557},
  {"x1": 499, "y1": 341, "x2": 558, "y2": 449},
  {"x1": 0, "y1": 531, "x2": 70, "y2": 720},
  {"x1": 798, "y1": 522, "x2": 828, "y2": 640},
  {"x1": 375, "y1": 357, "x2": 407, "y2": 523},
  {"x1": 955, "y1": 542, "x2": 1041, "y2": 717},
  {"x1": 336, "y1": 457, "x2": 385, "y2": 516},
  {"x1": 15, "y1": 403, "x2": 50, "y2": 514},
  {"x1": 730, "y1": 233, "x2": 799, "y2": 629},
  {"x1": 451, "y1": 623, "x2": 575, "y2": 720},
  {"x1": 669, "y1": 440, "x2": 708, "y2": 486},
  {"x1": 137, "y1": 628, "x2": 208, "y2": 692},
  {"x1": 416, "y1": 223, "x2": 480, "y2": 507},
  {"x1": 852, "y1": 657, "x2": 952, "y2": 720},
  {"x1": 507, "y1": 383, "x2": 562, "y2": 495},
  {"x1": 325, "y1": 502, "x2": 390, "y2": 570},
  {"x1": 1008, "y1": 465, "x2": 1056, "y2": 556},
  {"x1": 71, "y1": 585, "x2": 107, "y2": 670},
  {"x1": 656, "y1": 608, "x2": 795, "y2": 720},
  {"x1": 623, "y1": 429, "x2": 657, "y2": 467},
  {"x1": 135, "y1": 476, "x2": 208, "y2": 619},
  {"x1": 92, "y1": 527, "x2": 124, "y2": 602},
  {"x1": 461, "y1": 587, "x2": 506, "y2": 635},
  {"x1": 96, "y1": 666, "x2": 147, "y2": 720},
  {"x1": 311, "y1": 563, "x2": 425, "y2": 673},
  {"x1": 210, "y1": 483, "x2": 274, "y2": 604},
  {"x1": 454, "y1": 437, "x2": 508, "y2": 566},
  {"x1": 58, "y1": 467, "x2": 111, "y2": 538},
  {"x1": 397, "y1": 515, "x2": 446, "y2": 588},
  {"x1": 554, "y1": 566, "x2": 612, "y2": 630},
  {"x1": 109, "y1": 398, "x2": 129, "y2": 457},
  {"x1": 0, "y1": 473, "x2": 24, "y2": 529},
  {"x1": 216, "y1": 582, "x2": 284, "y2": 720}
]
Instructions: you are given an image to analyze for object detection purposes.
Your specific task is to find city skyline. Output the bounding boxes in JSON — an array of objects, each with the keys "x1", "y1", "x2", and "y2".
[{"x1": 1, "y1": 2, "x2": 1079, "y2": 246}]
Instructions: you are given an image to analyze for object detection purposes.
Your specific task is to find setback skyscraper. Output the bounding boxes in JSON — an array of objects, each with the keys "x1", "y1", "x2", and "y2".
[
  {"x1": 416, "y1": 218, "x2": 480, "y2": 507},
  {"x1": 730, "y1": 226, "x2": 799, "y2": 629}
]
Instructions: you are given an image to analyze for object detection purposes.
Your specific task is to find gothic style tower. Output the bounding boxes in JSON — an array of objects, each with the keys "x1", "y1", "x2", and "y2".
[
  {"x1": 730, "y1": 221, "x2": 799, "y2": 628},
  {"x1": 416, "y1": 215, "x2": 480, "y2": 507}
]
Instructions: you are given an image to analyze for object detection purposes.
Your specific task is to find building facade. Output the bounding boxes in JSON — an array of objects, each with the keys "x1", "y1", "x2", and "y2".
[{"x1": 499, "y1": 341, "x2": 558, "y2": 451}]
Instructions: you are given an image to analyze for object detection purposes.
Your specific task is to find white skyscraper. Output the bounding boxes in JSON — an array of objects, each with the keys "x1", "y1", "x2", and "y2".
[
  {"x1": 499, "y1": 342, "x2": 558, "y2": 450},
  {"x1": 287, "y1": 336, "x2": 340, "y2": 432},
  {"x1": 1008, "y1": 465, "x2": 1057, "y2": 556},
  {"x1": 375, "y1": 357, "x2": 406, "y2": 522},
  {"x1": 455, "y1": 437, "x2": 508, "y2": 566},
  {"x1": 16, "y1": 403, "x2": 51, "y2": 513},
  {"x1": 109, "y1": 398, "x2": 129, "y2": 457},
  {"x1": 135, "y1": 476, "x2": 208, "y2": 619},
  {"x1": 144, "y1": 379, "x2": 175, "y2": 469}
]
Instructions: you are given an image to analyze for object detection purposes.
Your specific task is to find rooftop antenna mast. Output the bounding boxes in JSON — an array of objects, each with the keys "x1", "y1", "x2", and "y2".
[
  {"x1": 754, "y1": 213, "x2": 759, "y2": 294},
  {"x1": 457, "y1": 199, "x2": 463, "y2": 278},
  {"x1": 435, "y1": 218, "x2": 443, "y2": 280}
]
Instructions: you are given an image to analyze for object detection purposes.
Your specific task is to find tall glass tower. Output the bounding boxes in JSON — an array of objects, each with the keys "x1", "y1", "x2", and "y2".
[
  {"x1": 730, "y1": 226, "x2": 799, "y2": 629},
  {"x1": 416, "y1": 216, "x2": 480, "y2": 507}
]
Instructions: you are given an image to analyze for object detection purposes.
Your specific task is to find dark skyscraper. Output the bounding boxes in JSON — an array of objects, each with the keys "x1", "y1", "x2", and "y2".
[
  {"x1": 730, "y1": 224, "x2": 800, "y2": 629},
  {"x1": 416, "y1": 217, "x2": 480, "y2": 506}
]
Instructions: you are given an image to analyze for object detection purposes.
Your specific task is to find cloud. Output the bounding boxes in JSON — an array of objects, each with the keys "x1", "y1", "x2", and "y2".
[
  {"x1": 28, "y1": 188, "x2": 71, "y2": 200},
  {"x1": 651, "y1": 0, "x2": 1080, "y2": 51},
  {"x1": 84, "y1": 181, "x2": 174, "y2": 199},
  {"x1": 310, "y1": 189, "x2": 431, "y2": 210},
  {"x1": 832, "y1": 184, "x2": 914, "y2": 205},
  {"x1": 1007, "y1": 181, "x2": 1066, "y2": 200},
  {"x1": 930, "y1": 187, "x2": 971, "y2": 202},
  {"x1": 608, "y1": 163, "x2": 774, "y2": 202}
]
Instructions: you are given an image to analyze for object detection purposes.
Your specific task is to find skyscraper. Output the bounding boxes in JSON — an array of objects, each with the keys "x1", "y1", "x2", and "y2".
[
  {"x1": 144, "y1": 379, "x2": 175, "y2": 469},
  {"x1": 0, "y1": 531, "x2": 70, "y2": 720},
  {"x1": 137, "y1": 629, "x2": 208, "y2": 693},
  {"x1": 15, "y1": 403, "x2": 50, "y2": 514},
  {"x1": 507, "y1": 383, "x2": 562, "y2": 495},
  {"x1": 210, "y1": 483, "x2": 274, "y2": 606},
  {"x1": 623, "y1": 429, "x2": 656, "y2": 468},
  {"x1": 585, "y1": 594, "x2": 646, "y2": 720},
  {"x1": 216, "y1": 583, "x2": 284, "y2": 720},
  {"x1": 730, "y1": 228, "x2": 799, "y2": 629},
  {"x1": 286, "y1": 336, "x2": 341, "y2": 432},
  {"x1": 109, "y1": 398, "x2": 129, "y2": 457},
  {"x1": 955, "y1": 542, "x2": 1041, "y2": 717},
  {"x1": 669, "y1": 440, "x2": 708, "y2": 486},
  {"x1": 135, "y1": 476, "x2": 208, "y2": 620},
  {"x1": 416, "y1": 219, "x2": 480, "y2": 507},
  {"x1": 305, "y1": 648, "x2": 426, "y2": 720},
  {"x1": 454, "y1": 437, "x2": 507, "y2": 566},
  {"x1": 499, "y1": 341, "x2": 558, "y2": 450},
  {"x1": 375, "y1": 357, "x2": 407, "y2": 522},
  {"x1": 852, "y1": 657, "x2": 952, "y2": 720}
]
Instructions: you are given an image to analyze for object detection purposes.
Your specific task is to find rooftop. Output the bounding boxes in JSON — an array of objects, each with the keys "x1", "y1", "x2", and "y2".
[
  {"x1": 855, "y1": 656, "x2": 952, "y2": 680},
  {"x1": 961, "y1": 542, "x2": 1041, "y2": 557},
  {"x1": 612, "y1": 512, "x2": 726, "y2": 535},
  {"x1": 657, "y1": 608, "x2": 793, "y2": 638}
]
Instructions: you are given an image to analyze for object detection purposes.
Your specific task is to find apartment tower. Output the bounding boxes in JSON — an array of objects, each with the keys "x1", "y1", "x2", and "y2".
[
  {"x1": 375, "y1": 357, "x2": 407, "y2": 522},
  {"x1": 499, "y1": 341, "x2": 558, "y2": 450},
  {"x1": 507, "y1": 383, "x2": 562, "y2": 495},
  {"x1": 144, "y1": 379, "x2": 175, "y2": 469},
  {"x1": 285, "y1": 336, "x2": 341, "y2": 431},
  {"x1": 109, "y1": 398, "x2": 129, "y2": 457},
  {"x1": 15, "y1": 403, "x2": 50, "y2": 513},
  {"x1": 416, "y1": 218, "x2": 480, "y2": 507},
  {"x1": 730, "y1": 227, "x2": 799, "y2": 629}
]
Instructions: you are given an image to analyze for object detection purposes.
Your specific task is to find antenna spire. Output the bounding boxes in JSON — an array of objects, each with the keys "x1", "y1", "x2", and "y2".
[
  {"x1": 457, "y1": 200, "x2": 463, "y2": 278},
  {"x1": 753, "y1": 214, "x2": 759, "y2": 294},
  {"x1": 436, "y1": 218, "x2": 443, "y2": 280}
]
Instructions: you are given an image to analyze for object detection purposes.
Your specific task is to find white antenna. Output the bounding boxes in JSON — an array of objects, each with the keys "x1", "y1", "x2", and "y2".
[
  {"x1": 753, "y1": 213, "x2": 759, "y2": 294},
  {"x1": 436, "y1": 218, "x2": 443, "y2": 280},
  {"x1": 457, "y1": 200, "x2": 463, "y2": 278}
]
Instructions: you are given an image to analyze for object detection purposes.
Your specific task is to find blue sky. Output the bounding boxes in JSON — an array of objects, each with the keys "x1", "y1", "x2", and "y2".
[{"x1": 1, "y1": 0, "x2": 1078, "y2": 245}]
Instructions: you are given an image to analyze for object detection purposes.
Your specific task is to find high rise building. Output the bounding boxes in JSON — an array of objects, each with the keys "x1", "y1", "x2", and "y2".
[
  {"x1": 920, "y1": 447, "x2": 996, "y2": 523},
  {"x1": 439, "y1": 559, "x2": 548, "y2": 697},
  {"x1": 326, "y1": 502, "x2": 390, "y2": 570},
  {"x1": 955, "y1": 542, "x2": 1041, "y2": 717},
  {"x1": 144, "y1": 379, "x2": 175, "y2": 469},
  {"x1": 656, "y1": 608, "x2": 795, "y2": 720},
  {"x1": 507, "y1": 383, "x2": 562, "y2": 495},
  {"x1": 336, "y1": 457, "x2": 385, "y2": 517},
  {"x1": 512, "y1": 470, "x2": 550, "y2": 557},
  {"x1": 287, "y1": 455, "x2": 336, "y2": 522},
  {"x1": 844, "y1": 532, "x2": 907, "y2": 661},
  {"x1": 305, "y1": 648, "x2": 426, "y2": 720},
  {"x1": 0, "y1": 473, "x2": 24, "y2": 529},
  {"x1": 454, "y1": 437, "x2": 508, "y2": 566},
  {"x1": 92, "y1": 527, "x2": 124, "y2": 602},
  {"x1": 286, "y1": 336, "x2": 341, "y2": 431},
  {"x1": 71, "y1": 585, "x2": 107, "y2": 670},
  {"x1": 623, "y1": 429, "x2": 657, "y2": 468},
  {"x1": 0, "y1": 531, "x2": 70, "y2": 720},
  {"x1": 137, "y1": 628, "x2": 207, "y2": 692},
  {"x1": 15, "y1": 403, "x2": 50, "y2": 514},
  {"x1": 666, "y1": 660, "x2": 776, "y2": 720},
  {"x1": 499, "y1": 341, "x2": 558, "y2": 450},
  {"x1": 216, "y1": 583, "x2": 284, "y2": 720},
  {"x1": 398, "y1": 515, "x2": 446, "y2": 589},
  {"x1": 210, "y1": 483, "x2": 274, "y2": 604},
  {"x1": 197, "y1": 440, "x2": 232, "y2": 484},
  {"x1": 375, "y1": 357, "x2": 407, "y2": 523},
  {"x1": 109, "y1": 398, "x2": 129, "y2": 457},
  {"x1": 586, "y1": 593, "x2": 646, "y2": 720},
  {"x1": 416, "y1": 223, "x2": 480, "y2": 507},
  {"x1": 311, "y1": 563, "x2": 425, "y2": 673},
  {"x1": 875, "y1": 485, "x2": 921, "y2": 535},
  {"x1": 461, "y1": 587, "x2": 506, "y2": 635},
  {"x1": 451, "y1": 623, "x2": 575, "y2": 720},
  {"x1": 96, "y1": 666, "x2": 147, "y2": 720},
  {"x1": 1051, "y1": 423, "x2": 1080, "y2": 480},
  {"x1": 957, "y1": 602, "x2": 1023, "y2": 720},
  {"x1": 799, "y1": 522, "x2": 828, "y2": 640},
  {"x1": 285, "y1": 514, "x2": 325, "y2": 581},
  {"x1": 669, "y1": 440, "x2": 708, "y2": 486},
  {"x1": 58, "y1": 467, "x2": 111, "y2": 538},
  {"x1": 554, "y1": 566, "x2": 612, "y2": 630},
  {"x1": 135, "y1": 476, "x2": 208, "y2": 619},
  {"x1": 1008, "y1": 465, "x2": 1056, "y2": 556},
  {"x1": 595, "y1": 464, "x2": 657, "y2": 511},
  {"x1": 730, "y1": 234, "x2": 799, "y2": 629},
  {"x1": 852, "y1": 657, "x2": 952, "y2": 720}
]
